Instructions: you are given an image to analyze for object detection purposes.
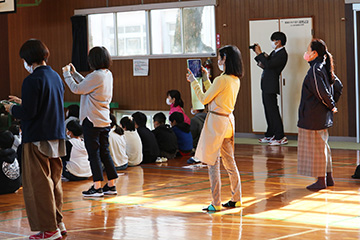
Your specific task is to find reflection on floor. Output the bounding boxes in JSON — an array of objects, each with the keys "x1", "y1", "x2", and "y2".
[{"x1": 0, "y1": 144, "x2": 360, "y2": 239}]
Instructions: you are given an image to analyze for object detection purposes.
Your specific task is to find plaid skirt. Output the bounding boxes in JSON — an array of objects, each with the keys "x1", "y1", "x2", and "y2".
[{"x1": 297, "y1": 128, "x2": 332, "y2": 177}]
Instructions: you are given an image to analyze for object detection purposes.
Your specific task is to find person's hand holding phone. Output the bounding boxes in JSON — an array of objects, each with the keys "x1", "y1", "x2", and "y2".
[
  {"x1": 186, "y1": 68, "x2": 196, "y2": 83},
  {"x1": 8, "y1": 95, "x2": 21, "y2": 105},
  {"x1": 201, "y1": 66, "x2": 209, "y2": 82}
]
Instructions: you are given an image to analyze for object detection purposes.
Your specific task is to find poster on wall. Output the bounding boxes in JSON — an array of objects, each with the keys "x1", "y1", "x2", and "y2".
[{"x1": 0, "y1": 0, "x2": 16, "y2": 14}]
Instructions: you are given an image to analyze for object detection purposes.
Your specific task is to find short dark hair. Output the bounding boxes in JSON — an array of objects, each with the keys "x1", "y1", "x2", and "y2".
[
  {"x1": 88, "y1": 46, "x2": 112, "y2": 70},
  {"x1": 169, "y1": 112, "x2": 184, "y2": 124},
  {"x1": 167, "y1": 90, "x2": 184, "y2": 108},
  {"x1": 19, "y1": 39, "x2": 50, "y2": 65},
  {"x1": 0, "y1": 130, "x2": 14, "y2": 149},
  {"x1": 271, "y1": 31, "x2": 287, "y2": 46},
  {"x1": 66, "y1": 120, "x2": 83, "y2": 137},
  {"x1": 67, "y1": 104, "x2": 80, "y2": 118},
  {"x1": 8, "y1": 124, "x2": 20, "y2": 136},
  {"x1": 120, "y1": 116, "x2": 135, "y2": 131},
  {"x1": 219, "y1": 45, "x2": 244, "y2": 78},
  {"x1": 153, "y1": 112, "x2": 166, "y2": 124},
  {"x1": 132, "y1": 112, "x2": 147, "y2": 127}
]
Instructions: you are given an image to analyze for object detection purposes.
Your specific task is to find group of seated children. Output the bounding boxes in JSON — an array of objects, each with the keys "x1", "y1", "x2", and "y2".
[{"x1": 0, "y1": 130, "x2": 21, "y2": 195}]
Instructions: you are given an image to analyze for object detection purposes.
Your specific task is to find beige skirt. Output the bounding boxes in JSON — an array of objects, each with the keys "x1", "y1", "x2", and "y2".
[{"x1": 297, "y1": 127, "x2": 332, "y2": 177}]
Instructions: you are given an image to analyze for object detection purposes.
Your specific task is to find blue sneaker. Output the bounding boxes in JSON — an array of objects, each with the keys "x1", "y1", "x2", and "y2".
[{"x1": 187, "y1": 157, "x2": 201, "y2": 164}]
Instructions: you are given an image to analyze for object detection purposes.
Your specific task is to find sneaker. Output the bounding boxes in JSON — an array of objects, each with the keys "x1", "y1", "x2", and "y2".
[
  {"x1": 202, "y1": 204, "x2": 221, "y2": 212},
  {"x1": 58, "y1": 222, "x2": 67, "y2": 236},
  {"x1": 82, "y1": 185, "x2": 104, "y2": 197},
  {"x1": 29, "y1": 229, "x2": 62, "y2": 240},
  {"x1": 222, "y1": 200, "x2": 242, "y2": 208},
  {"x1": 187, "y1": 157, "x2": 201, "y2": 164},
  {"x1": 269, "y1": 137, "x2": 288, "y2": 146},
  {"x1": 259, "y1": 136, "x2": 274, "y2": 143},
  {"x1": 156, "y1": 157, "x2": 168, "y2": 163},
  {"x1": 102, "y1": 183, "x2": 117, "y2": 195}
]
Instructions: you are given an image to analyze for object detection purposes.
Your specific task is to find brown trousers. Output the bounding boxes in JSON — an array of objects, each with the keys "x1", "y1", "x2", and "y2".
[{"x1": 22, "y1": 143, "x2": 63, "y2": 231}]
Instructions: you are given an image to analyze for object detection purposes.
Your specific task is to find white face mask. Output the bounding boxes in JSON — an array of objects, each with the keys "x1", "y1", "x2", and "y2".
[
  {"x1": 218, "y1": 59, "x2": 224, "y2": 72},
  {"x1": 271, "y1": 41, "x2": 277, "y2": 50},
  {"x1": 166, "y1": 98, "x2": 172, "y2": 106},
  {"x1": 23, "y1": 61, "x2": 33, "y2": 74}
]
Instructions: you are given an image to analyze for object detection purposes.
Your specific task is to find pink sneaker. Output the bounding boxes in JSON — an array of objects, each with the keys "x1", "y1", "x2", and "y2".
[
  {"x1": 29, "y1": 229, "x2": 62, "y2": 240},
  {"x1": 269, "y1": 137, "x2": 288, "y2": 146}
]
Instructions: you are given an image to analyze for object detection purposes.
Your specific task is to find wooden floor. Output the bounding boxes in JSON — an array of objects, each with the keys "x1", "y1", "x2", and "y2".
[{"x1": 1, "y1": 143, "x2": 360, "y2": 240}]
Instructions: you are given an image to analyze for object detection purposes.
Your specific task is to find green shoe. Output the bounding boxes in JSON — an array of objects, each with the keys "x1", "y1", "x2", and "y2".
[
  {"x1": 202, "y1": 204, "x2": 221, "y2": 211},
  {"x1": 222, "y1": 200, "x2": 241, "y2": 208}
]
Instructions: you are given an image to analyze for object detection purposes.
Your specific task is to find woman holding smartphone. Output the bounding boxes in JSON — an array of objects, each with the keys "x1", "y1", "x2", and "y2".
[{"x1": 187, "y1": 45, "x2": 243, "y2": 211}]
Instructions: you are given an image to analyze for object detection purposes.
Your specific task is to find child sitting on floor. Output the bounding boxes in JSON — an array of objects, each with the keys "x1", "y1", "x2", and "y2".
[
  {"x1": 152, "y1": 112, "x2": 178, "y2": 161},
  {"x1": 169, "y1": 112, "x2": 193, "y2": 156},
  {"x1": 120, "y1": 116, "x2": 143, "y2": 166},
  {"x1": 132, "y1": 112, "x2": 159, "y2": 164},
  {"x1": 109, "y1": 114, "x2": 128, "y2": 170},
  {"x1": 62, "y1": 120, "x2": 92, "y2": 181},
  {"x1": 0, "y1": 130, "x2": 21, "y2": 194}
]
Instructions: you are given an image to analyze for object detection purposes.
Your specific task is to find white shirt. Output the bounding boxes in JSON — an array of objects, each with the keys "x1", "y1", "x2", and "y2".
[
  {"x1": 109, "y1": 127, "x2": 128, "y2": 167},
  {"x1": 123, "y1": 130, "x2": 143, "y2": 166},
  {"x1": 66, "y1": 138, "x2": 92, "y2": 177}
]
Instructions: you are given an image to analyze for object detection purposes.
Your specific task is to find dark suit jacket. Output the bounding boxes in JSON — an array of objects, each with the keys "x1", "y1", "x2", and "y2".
[{"x1": 254, "y1": 48, "x2": 288, "y2": 94}]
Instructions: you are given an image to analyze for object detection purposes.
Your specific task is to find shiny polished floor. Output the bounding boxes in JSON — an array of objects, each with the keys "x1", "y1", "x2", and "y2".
[{"x1": 1, "y1": 144, "x2": 360, "y2": 240}]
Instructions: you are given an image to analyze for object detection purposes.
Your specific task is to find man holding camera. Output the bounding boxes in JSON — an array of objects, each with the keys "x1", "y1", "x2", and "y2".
[{"x1": 253, "y1": 31, "x2": 288, "y2": 145}]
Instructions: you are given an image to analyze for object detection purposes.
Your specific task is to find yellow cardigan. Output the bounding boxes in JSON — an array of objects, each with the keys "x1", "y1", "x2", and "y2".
[{"x1": 191, "y1": 74, "x2": 240, "y2": 165}]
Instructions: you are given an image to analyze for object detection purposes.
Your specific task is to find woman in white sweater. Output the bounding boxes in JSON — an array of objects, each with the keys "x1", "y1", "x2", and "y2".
[{"x1": 62, "y1": 47, "x2": 118, "y2": 197}]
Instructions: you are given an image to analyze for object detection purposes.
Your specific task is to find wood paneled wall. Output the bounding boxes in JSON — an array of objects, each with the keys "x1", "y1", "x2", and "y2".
[
  {"x1": 4, "y1": 0, "x2": 349, "y2": 136},
  {"x1": 0, "y1": 14, "x2": 10, "y2": 100}
]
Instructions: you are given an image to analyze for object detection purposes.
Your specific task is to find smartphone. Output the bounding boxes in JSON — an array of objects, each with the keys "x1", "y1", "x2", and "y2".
[
  {"x1": 187, "y1": 59, "x2": 202, "y2": 78},
  {"x1": 0, "y1": 100, "x2": 10, "y2": 105}
]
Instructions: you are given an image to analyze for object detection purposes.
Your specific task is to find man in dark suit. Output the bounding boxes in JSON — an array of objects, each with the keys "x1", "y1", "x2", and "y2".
[{"x1": 254, "y1": 31, "x2": 288, "y2": 145}]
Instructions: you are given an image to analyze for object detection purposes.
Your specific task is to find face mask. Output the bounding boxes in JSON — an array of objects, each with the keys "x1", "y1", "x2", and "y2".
[
  {"x1": 303, "y1": 51, "x2": 318, "y2": 62},
  {"x1": 271, "y1": 41, "x2": 277, "y2": 50},
  {"x1": 166, "y1": 98, "x2": 172, "y2": 106},
  {"x1": 23, "y1": 61, "x2": 33, "y2": 74},
  {"x1": 191, "y1": 109, "x2": 196, "y2": 115},
  {"x1": 218, "y1": 59, "x2": 224, "y2": 72}
]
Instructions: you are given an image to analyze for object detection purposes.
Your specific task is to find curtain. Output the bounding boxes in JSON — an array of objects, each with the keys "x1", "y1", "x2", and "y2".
[{"x1": 71, "y1": 15, "x2": 89, "y2": 72}]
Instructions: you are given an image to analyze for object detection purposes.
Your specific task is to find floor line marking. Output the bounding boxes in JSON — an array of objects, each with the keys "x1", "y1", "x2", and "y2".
[{"x1": 268, "y1": 229, "x2": 319, "y2": 240}]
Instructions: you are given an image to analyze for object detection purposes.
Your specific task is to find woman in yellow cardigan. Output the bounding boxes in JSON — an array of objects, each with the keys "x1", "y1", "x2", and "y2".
[{"x1": 187, "y1": 45, "x2": 244, "y2": 211}]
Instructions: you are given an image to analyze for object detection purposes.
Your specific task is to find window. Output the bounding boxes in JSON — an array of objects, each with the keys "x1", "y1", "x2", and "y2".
[
  {"x1": 117, "y1": 11, "x2": 148, "y2": 56},
  {"x1": 88, "y1": 13, "x2": 115, "y2": 55},
  {"x1": 82, "y1": 0, "x2": 216, "y2": 58}
]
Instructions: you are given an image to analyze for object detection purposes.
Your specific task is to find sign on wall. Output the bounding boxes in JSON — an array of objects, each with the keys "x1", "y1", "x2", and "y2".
[{"x1": 0, "y1": 0, "x2": 16, "y2": 14}]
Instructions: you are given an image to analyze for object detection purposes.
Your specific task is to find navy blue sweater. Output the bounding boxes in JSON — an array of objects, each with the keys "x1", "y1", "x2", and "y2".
[{"x1": 12, "y1": 66, "x2": 65, "y2": 143}]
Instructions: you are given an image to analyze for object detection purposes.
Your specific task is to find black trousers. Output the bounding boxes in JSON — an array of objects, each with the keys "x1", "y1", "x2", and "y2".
[
  {"x1": 82, "y1": 118, "x2": 118, "y2": 182},
  {"x1": 262, "y1": 92, "x2": 285, "y2": 140}
]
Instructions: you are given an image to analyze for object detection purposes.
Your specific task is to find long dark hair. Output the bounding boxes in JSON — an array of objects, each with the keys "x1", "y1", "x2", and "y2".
[
  {"x1": 310, "y1": 39, "x2": 335, "y2": 84},
  {"x1": 219, "y1": 45, "x2": 244, "y2": 78},
  {"x1": 167, "y1": 90, "x2": 184, "y2": 108},
  {"x1": 110, "y1": 113, "x2": 124, "y2": 135}
]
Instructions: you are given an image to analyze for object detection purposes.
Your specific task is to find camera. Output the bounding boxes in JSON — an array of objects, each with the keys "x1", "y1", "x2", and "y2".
[{"x1": 249, "y1": 44, "x2": 257, "y2": 50}]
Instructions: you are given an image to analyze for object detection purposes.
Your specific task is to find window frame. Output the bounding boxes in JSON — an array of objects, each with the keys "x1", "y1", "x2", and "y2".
[{"x1": 74, "y1": 0, "x2": 217, "y2": 59}]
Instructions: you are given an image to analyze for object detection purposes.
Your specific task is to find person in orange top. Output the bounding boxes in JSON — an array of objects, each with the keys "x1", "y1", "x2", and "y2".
[{"x1": 187, "y1": 45, "x2": 243, "y2": 211}]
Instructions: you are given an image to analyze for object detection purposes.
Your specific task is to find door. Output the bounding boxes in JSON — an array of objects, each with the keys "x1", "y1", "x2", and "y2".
[{"x1": 249, "y1": 17, "x2": 313, "y2": 134}]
